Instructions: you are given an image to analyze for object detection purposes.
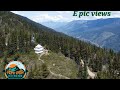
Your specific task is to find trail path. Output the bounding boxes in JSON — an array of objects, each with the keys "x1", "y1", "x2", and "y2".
[
  {"x1": 27, "y1": 50, "x2": 70, "y2": 79},
  {"x1": 39, "y1": 50, "x2": 70, "y2": 79}
]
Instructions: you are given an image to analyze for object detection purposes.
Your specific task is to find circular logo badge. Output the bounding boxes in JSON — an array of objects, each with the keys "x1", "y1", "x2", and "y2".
[{"x1": 4, "y1": 60, "x2": 27, "y2": 79}]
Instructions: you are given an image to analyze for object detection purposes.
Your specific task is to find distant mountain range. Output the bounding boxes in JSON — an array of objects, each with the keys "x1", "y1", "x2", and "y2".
[
  {"x1": 40, "y1": 21, "x2": 67, "y2": 30},
  {"x1": 42, "y1": 18, "x2": 120, "y2": 52},
  {"x1": 1, "y1": 11, "x2": 120, "y2": 79}
]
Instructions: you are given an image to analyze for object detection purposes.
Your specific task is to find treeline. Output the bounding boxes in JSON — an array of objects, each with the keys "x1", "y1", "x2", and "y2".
[{"x1": 0, "y1": 11, "x2": 120, "y2": 79}]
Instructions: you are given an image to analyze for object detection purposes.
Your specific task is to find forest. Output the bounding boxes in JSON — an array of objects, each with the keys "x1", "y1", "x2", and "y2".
[{"x1": 0, "y1": 11, "x2": 120, "y2": 79}]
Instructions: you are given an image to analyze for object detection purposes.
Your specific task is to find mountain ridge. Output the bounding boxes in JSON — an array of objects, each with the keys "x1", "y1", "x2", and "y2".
[
  {"x1": 0, "y1": 11, "x2": 120, "y2": 79},
  {"x1": 55, "y1": 18, "x2": 120, "y2": 52}
]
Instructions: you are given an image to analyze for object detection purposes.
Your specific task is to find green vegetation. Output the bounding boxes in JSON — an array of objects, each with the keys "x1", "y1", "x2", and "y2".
[
  {"x1": 0, "y1": 11, "x2": 120, "y2": 79},
  {"x1": 41, "y1": 52, "x2": 78, "y2": 79}
]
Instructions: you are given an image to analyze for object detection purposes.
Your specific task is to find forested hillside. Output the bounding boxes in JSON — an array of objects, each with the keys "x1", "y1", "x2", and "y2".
[
  {"x1": 55, "y1": 18, "x2": 120, "y2": 52},
  {"x1": 0, "y1": 11, "x2": 120, "y2": 79}
]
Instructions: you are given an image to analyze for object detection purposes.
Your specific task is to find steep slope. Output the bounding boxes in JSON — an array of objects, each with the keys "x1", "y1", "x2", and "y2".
[
  {"x1": 55, "y1": 20, "x2": 88, "y2": 33},
  {"x1": 0, "y1": 11, "x2": 120, "y2": 79},
  {"x1": 56, "y1": 18, "x2": 120, "y2": 52},
  {"x1": 0, "y1": 50, "x2": 78, "y2": 79}
]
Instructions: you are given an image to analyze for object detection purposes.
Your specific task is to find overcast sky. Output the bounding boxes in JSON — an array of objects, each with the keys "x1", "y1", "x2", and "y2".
[{"x1": 11, "y1": 11, "x2": 120, "y2": 23}]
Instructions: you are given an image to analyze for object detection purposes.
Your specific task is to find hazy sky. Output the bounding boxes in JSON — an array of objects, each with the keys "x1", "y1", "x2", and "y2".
[{"x1": 11, "y1": 11, "x2": 120, "y2": 22}]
